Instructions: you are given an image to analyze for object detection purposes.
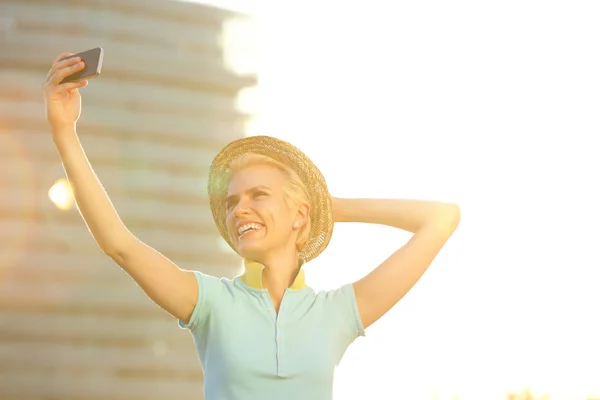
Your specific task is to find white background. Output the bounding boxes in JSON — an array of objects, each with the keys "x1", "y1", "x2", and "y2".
[{"x1": 198, "y1": 1, "x2": 600, "y2": 398}]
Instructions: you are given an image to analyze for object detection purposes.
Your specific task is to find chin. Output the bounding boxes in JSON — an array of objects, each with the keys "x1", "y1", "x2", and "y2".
[{"x1": 237, "y1": 242, "x2": 268, "y2": 261}]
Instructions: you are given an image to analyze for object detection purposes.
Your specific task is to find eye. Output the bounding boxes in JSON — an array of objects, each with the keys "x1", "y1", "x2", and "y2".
[
  {"x1": 254, "y1": 191, "x2": 268, "y2": 198},
  {"x1": 225, "y1": 200, "x2": 236, "y2": 211}
]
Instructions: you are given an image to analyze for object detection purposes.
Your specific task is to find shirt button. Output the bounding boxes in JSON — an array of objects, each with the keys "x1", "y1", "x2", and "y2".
[
  {"x1": 278, "y1": 354, "x2": 282, "y2": 358},
  {"x1": 277, "y1": 338, "x2": 282, "y2": 343}
]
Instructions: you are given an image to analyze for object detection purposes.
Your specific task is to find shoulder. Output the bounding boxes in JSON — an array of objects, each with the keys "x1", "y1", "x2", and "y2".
[
  {"x1": 178, "y1": 271, "x2": 249, "y2": 331},
  {"x1": 189, "y1": 270, "x2": 247, "y2": 298},
  {"x1": 312, "y1": 283, "x2": 366, "y2": 342},
  {"x1": 308, "y1": 284, "x2": 361, "y2": 320},
  {"x1": 313, "y1": 283, "x2": 358, "y2": 302}
]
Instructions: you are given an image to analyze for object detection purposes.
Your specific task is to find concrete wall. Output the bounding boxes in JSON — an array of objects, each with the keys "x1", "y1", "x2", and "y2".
[{"x1": 0, "y1": 1, "x2": 256, "y2": 398}]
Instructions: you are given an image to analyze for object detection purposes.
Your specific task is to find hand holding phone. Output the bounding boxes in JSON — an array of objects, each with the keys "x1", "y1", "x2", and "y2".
[
  {"x1": 60, "y1": 47, "x2": 104, "y2": 83},
  {"x1": 42, "y1": 49, "x2": 103, "y2": 131}
]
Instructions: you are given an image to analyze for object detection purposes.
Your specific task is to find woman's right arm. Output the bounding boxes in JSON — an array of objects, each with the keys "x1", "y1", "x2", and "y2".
[{"x1": 43, "y1": 53, "x2": 198, "y2": 324}]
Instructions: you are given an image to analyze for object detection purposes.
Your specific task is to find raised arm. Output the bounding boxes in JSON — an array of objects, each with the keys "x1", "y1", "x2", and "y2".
[
  {"x1": 333, "y1": 197, "x2": 461, "y2": 329},
  {"x1": 42, "y1": 53, "x2": 198, "y2": 323}
]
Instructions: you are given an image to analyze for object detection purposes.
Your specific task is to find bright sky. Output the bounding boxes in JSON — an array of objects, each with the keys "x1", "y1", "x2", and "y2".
[{"x1": 191, "y1": 1, "x2": 600, "y2": 399}]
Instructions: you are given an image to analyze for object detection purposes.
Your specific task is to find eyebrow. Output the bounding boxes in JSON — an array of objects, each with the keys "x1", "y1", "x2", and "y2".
[{"x1": 225, "y1": 186, "x2": 271, "y2": 207}]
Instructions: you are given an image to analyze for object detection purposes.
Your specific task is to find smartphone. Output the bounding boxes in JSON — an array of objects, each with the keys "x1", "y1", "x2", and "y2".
[{"x1": 60, "y1": 47, "x2": 104, "y2": 83}]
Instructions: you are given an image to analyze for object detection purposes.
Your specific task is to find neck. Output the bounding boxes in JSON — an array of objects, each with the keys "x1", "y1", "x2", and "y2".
[
  {"x1": 262, "y1": 251, "x2": 300, "y2": 293},
  {"x1": 244, "y1": 247, "x2": 303, "y2": 293}
]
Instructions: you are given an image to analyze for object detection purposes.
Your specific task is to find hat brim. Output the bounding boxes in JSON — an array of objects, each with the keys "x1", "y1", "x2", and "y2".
[{"x1": 208, "y1": 135, "x2": 333, "y2": 263}]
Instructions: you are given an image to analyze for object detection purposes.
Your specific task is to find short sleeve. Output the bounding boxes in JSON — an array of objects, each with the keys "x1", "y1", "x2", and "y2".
[
  {"x1": 324, "y1": 283, "x2": 366, "y2": 346},
  {"x1": 339, "y1": 283, "x2": 366, "y2": 339},
  {"x1": 178, "y1": 271, "x2": 221, "y2": 331}
]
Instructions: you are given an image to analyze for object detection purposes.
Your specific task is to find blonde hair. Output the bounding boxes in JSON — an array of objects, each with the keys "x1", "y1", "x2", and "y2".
[{"x1": 227, "y1": 152, "x2": 312, "y2": 251}]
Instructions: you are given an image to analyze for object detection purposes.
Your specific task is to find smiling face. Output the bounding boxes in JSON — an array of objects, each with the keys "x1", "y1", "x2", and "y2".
[{"x1": 225, "y1": 164, "x2": 307, "y2": 262}]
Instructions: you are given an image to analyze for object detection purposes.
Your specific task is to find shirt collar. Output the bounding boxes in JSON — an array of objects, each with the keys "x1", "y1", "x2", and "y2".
[{"x1": 240, "y1": 259, "x2": 306, "y2": 290}]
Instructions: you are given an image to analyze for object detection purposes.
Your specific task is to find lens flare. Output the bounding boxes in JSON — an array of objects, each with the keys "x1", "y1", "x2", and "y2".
[{"x1": 48, "y1": 179, "x2": 75, "y2": 211}]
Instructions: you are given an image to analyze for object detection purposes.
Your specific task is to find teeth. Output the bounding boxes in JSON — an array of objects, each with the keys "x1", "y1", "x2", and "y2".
[{"x1": 237, "y1": 223, "x2": 264, "y2": 236}]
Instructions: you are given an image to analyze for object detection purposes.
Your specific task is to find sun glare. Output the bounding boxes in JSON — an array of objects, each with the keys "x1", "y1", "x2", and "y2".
[
  {"x1": 256, "y1": 1, "x2": 600, "y2": 399},
  {"x1": 184, "y1": 1, "x2": 600, "y2": 398},
  {"x1": 48, "y1": 179, "x2": 75, "y2": 211}
]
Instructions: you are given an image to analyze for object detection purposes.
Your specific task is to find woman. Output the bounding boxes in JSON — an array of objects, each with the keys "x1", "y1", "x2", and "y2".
[{"x1": 42, "y1": 54, "x2": 461, "y2": 400}]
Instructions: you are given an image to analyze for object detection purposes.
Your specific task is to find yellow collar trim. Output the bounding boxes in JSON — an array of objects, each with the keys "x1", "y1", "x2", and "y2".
[{"x1": 240, "y1": 260, "x2": 306, "y2": 290}]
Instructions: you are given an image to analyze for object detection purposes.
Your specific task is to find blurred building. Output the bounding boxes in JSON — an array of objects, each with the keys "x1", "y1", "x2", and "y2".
[{"x1": 0, "y1": 0, "x2": 256, "y2": 398}]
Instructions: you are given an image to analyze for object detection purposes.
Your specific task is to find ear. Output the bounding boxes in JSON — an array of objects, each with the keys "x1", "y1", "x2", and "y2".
[{"x1": 293, "y1": 203, "x2": 310, "y2": 229}]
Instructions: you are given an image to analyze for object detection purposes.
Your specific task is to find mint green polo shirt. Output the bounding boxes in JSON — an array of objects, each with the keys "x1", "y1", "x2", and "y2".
[{"x1": 178, "y1": 260, "x2": 365, "y2": 400}]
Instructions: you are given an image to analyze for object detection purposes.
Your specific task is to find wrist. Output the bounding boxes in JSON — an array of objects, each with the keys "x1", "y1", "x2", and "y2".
[{"x1": 51, "y1": 124, "x2": 78, "y2": 141}]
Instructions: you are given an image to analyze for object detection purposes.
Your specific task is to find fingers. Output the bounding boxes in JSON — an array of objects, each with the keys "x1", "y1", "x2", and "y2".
[
  {"x1": 53, "y1": 55, "x2": 81, "y2": 73},
  {"x1": 53, "y1": 58, "x2": 85, "y2": 86},
  {"x1": 53, "y1": 79, "x2": 88, "y2": 95},
  {"x1": 53, "y1": 52, "x2": 75, "y2": 65},
  {"x1": 43, "y1": 57, "x2": 85, "y2": 91},
  {"x1": 45, "y1": 53, "x2": 76, "y2": 80},
  {"x1": 45, "y1": 79, "x2": 88, "y2": 97}
]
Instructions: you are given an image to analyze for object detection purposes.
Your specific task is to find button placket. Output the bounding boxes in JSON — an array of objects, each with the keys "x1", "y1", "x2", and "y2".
[
  {"x1": 260, "y1": 289, "x2": 277, "y2": 322},
  {"x1": 275, "y1": 298, "x2": 285, "y2": 376},
  {"x1": 275, "y1": 320, "x2": 283, "y2": 375}
]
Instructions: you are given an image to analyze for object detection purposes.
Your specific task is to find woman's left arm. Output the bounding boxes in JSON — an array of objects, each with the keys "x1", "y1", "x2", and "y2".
[{"x1": 333, "y1": 197, "x2": 461, "y2": 329}]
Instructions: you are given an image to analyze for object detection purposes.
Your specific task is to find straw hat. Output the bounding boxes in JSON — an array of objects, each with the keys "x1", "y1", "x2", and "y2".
[{"x1": 208, "y1": 135, "x2": 333, "y2": 263}]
